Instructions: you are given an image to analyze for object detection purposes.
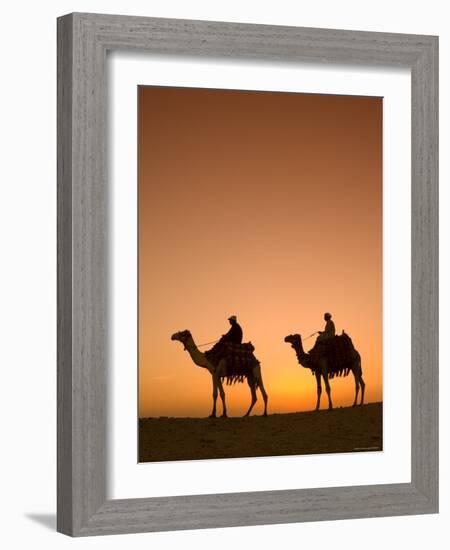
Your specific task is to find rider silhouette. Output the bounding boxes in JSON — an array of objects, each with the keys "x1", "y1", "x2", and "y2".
[
  {"x1": 316, "y1": 312, "x2": 335, "y2": 344},
  {"x1": 218, "y1": 315, "x2": 243, "y2": 345},
  {"x1": 205, "y1": 315, "x2": 243, "y2": 366}
]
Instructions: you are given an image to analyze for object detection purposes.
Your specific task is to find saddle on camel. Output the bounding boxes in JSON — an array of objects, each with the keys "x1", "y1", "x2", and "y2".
[
  {"x1": 309, "y1": 331, "x2": 357, "y2": 378},
  {"x1": 204, "y1": 315, "x2": 260, "y2": 386}
]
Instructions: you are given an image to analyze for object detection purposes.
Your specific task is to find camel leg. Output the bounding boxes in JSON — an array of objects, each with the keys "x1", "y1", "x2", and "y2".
[
  {"x1": 359, "y1": 375, "x2": 365, "y2": 405},
  {"x1": 353, "y1": 380, "x2": 360, "y2": 407},
  {"x1": 216, "y1": 360, "x2": 227, "y2": 417},
  {"x1": 252, "y1": 365, "x2": 268, "y2": 416},
  {"x1": 209, "y1": 376, "x2": 218, "y2": 418},
  {"x1": 352, "y1": 370, "x2": 360, "y2": 407},
  {"x1": 315, "y1": 371, "x2": 322, "y2": 411},
  {"x1": 244, "y1": 379, "x2": 257, "y2": 417},
  {"x1": 354, "y1": 355, "x2": 365, "y2": 406},
  {"x1": 258, "y1": 377, "x2": 268, "y2": 417},
  {"x1": 217, "y1": 377, "x2": 227, "y2": 417},
  {"x1": 322, "y1": 367, "x2": 333, "y2": 410}
]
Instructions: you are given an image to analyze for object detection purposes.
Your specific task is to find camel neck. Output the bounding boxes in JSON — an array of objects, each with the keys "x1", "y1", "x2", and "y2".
[
  {"x1": 184, "y1": 337, "x2": 210, "y2": 369},
  {"x1": 293, "y1": 339, "x2": 310, "y2": 368}
]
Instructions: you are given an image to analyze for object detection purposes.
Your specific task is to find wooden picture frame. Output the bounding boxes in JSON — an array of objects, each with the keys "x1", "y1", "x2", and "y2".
[{"x1": 57, "y1": 12, "x2": 438, "y2": 536}]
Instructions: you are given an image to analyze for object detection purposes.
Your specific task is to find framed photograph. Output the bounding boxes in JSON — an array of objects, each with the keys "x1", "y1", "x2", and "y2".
[
  {"x1": 137, "y1": 85, "x2": 383, "y2": 462},
  {"x1": 57, "y1": 13, "x2": 438, "y2": 536}
]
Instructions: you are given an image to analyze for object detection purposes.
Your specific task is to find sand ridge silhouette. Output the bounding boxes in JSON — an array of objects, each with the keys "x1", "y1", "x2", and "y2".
[{"x1": 139, "y1": 401, "x2": 382, "y2": 462}]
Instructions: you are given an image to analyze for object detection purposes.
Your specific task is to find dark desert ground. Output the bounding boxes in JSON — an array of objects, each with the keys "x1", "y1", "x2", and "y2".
[{"x1": 139, "y1": 401, "x2": 382, "y2": 462}]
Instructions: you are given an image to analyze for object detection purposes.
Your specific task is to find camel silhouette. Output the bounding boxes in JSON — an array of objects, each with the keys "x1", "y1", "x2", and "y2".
[
  {"x1": 171, "y1": 330, "x2": 268, "y2": 418},
  {"x1": 284, "y1": 333, "x2": 365, "y2": 411}
]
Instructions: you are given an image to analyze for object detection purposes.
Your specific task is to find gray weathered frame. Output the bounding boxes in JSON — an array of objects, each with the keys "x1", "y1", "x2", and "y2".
[{"x1": 57, "y1": 12, "x2": 438, "y2": 536}]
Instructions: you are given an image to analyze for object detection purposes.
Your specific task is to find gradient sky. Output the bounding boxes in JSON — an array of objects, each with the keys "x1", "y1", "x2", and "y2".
[{"x1": 138, "y1": 86, "x2": 382, "y2": 418}]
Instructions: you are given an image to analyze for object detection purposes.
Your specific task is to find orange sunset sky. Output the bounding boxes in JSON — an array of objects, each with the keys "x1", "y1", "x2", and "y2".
[{"x1": 138, "y1": 86, "x2": 382, "y2": 418}]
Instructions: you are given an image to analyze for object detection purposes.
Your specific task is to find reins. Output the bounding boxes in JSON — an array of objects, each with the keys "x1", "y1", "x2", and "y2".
[
  {"x1": 181, "y1": 338, "x2": 219, "y2": 351},
  {"x1": 193, "y1": 332, "x2": 319, "y2": 349},
  {"x1": 196, "y1": 339, "x2": 220, "y2": 347},
  {"x1": 303, "y1": 331, "x2": 319, "y2": 340},
  {"x1": 196, "y1": 332, "x2": 319, "y2": 348}
]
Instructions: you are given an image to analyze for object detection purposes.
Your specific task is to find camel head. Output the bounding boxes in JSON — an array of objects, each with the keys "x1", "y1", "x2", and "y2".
[
  {"x1": 171, "y1": 330, "x2": 192, "y2": 345},
  {"x1": 284, "y1": 333, "x2": 311, "y2": 369},
  {"x1": 284, "y1": 334, "x2": 301, "y2": 346}
]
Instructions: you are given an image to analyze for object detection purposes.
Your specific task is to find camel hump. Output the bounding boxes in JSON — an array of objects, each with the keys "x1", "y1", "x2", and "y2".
[
  {"x1": 340, "y1": 330, "x2": 351, "y2": 346},
  {"x1": 205, "y1": 341, "x2": 257, "y2": 363},
  {"x1": 204, "y1": 341, "x2": 260, "y2": 385},
  {"x1": 234, "y1": 341, "x2": 254, "y2": 352},
  {"x1": 222, "y1": 341, "x2": 258, "y2": 361},
  {"x1": 311, "y1": 333, "x2": 353, "y2": 352},
  {"x1": 310, "y1": 333, "x2": 357, "y2": 377}
]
